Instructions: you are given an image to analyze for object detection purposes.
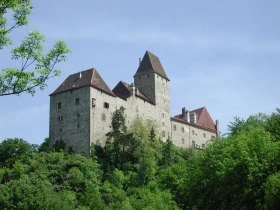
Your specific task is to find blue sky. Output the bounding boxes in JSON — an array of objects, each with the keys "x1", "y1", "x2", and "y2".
[{"x1": 1, "y1": 0, "x2": 280, "y2": 145}]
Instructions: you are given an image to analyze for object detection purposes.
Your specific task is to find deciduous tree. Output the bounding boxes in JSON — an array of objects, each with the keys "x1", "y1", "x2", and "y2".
[{"x1": 0, "y1": 0, "x2": 70, "y2": 96}]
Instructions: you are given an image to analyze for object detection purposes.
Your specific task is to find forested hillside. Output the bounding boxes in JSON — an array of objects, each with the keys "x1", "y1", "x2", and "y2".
[{"x1": 0, "y1": 108, "x2": 280, "y2": 209}]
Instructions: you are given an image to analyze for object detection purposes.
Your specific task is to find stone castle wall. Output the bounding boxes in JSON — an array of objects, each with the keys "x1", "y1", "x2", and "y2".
[
  {"x1": 49, "y1": 87, "x2": 91, "y2": 155},
  {"x1": 50, "y1": 81, "x2": 217, "y2": 154},
  {"x1": 171, "y1": 120, "x2": 216, "y2": 149},
  {"x1": 49, "y1": 52, "x2": 217, "y2": 155}
]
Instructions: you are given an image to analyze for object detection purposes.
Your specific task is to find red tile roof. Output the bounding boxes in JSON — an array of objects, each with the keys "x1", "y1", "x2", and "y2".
[
  {"x1": 173, "y1": 107, "x2": 217, "y2": 133},
  {"x1": 50, "y1": 68, "x2": 115, "y2": 97}
]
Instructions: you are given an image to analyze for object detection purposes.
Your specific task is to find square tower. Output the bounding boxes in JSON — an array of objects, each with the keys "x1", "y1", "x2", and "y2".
[{"x1": 134, "y1": 51, "x2": 171, "y2": 139}]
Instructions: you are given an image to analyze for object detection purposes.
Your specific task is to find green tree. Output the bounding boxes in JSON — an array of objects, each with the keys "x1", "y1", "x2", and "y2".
[
  {"x1": 161, "y1": 138, "x2": 176, "y2": 167},
  {"x1": 264, "y1": 172, "x2": 280, "y2": 209},
  {"x1": 39, "y1": 137, "x2": 50, "y2": 152},
  {"x1": 53, "y1": 139, "x2": 66, "y2": 152},
  {"x1": 0, "y1": 0, "x2": 70, "y2": 96},
  {"x1": 266, "y1": 108, "x2": 280, "y2": 141},
  {"x1": 0, "y1": 138, "x2": 35, "y2": 167}
]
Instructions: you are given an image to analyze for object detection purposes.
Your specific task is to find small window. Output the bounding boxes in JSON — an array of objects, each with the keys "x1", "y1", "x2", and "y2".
[
  {"x1": 58, "y1": 115, "x2": 63, "y2": 122},
  {"x1": 77, "y1": 113, "x2": 80, "y2": 118},
  {"x1": 59, "y1": 128, "x2": 62, "y2": 132},
  {"x1": 173, "y1": 125, "x2": 176, "y2": 131},
  {"x1": 92, "y1": 98, "x2": 96, "y2": 107},
  {"x1": 77, "y1": 124, "x2": 80, "y2": 128},
  {"x1": 139, "y1": 76, "x2": 141, "y2": 80},
  {"x1": 162, "y1": 113, "x2": 165, "y2": 118},
  {"x1": 75, "y1": 98, "x2": 80, "y2": 105},
  {"x1": 102, "y1": 113, "x2": 106, "y2": 122},
  {"x1": 182, "y1": 138, "x2": 185, "y2": 144},
  {"x1": 203, "y1": 133, "x2": 206, "y2": 138},
  {"x1": 211, "y1": 135, "x2": 215, "y2": 139},
  {"x1": 192, "y1": 130, "x2": 195, "y2": 135},
  {"x1": 147, "y1": 74, "x2": 149, "y2": 78},
  {"x1": 104, "y1": 102, "x2": 109, "y2": 109},
  {"x1": 192, "y1": 140, "x2": 196, "y2": 147},
  {"x1": 57, "y1": 102, "x2": 61, "y2": 109},
  {"x1": 181, "y1": 127, "x2": 184, "y2": 133}
]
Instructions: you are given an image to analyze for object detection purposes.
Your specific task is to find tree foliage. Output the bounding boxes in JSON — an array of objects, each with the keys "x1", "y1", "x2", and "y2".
[
  {"x1": 0, "y1": 0, "x2": 70, "y2": 96},
  {"x1": 1, "y1": 108, "x2": 280, "y2": 209}
]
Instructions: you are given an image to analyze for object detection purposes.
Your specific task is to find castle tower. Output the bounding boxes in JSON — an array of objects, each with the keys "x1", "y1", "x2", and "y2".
[{"x1": 134, "y1": 51, "x2": 171, "y2": 139}]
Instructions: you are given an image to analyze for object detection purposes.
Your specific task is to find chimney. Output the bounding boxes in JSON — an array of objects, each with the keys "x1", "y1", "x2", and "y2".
[
  {"x1": 130, "y1": 83, "x2": 135, "y2": 96},
  {"x1": 190, "y1": 112, "x2": 197, "y2": 124},
  {"x1": 216, "y1": 120, "x2": 220, "y2": 136},
  {"x1": 182, "y1": 107, "x2": 186, "y2": 115},
  {"x1": 182, "y1": 107, "x2": 190, "y2": 123},
  {"x1": 139, "y1": 58, "x2": 142, "y2": 66},
  {"x1": 186, "y1": 111, "x2": 190, "y2": 123}
]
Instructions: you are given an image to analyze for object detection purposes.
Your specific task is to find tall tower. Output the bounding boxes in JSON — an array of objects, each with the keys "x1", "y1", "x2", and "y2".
[{"x1": 134, "y1": 51, "x2": 171, "y2": 139}]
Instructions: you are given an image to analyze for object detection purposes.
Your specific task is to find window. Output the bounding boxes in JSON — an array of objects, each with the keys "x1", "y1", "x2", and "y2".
[
  {"x1": 203, "y1": 133, "x2": 206, "y2": 138},
  {"x1": 57, "y1": 102, "x2": 61, "y2": 109},
  {"x1": 77, "y1": 113, "x2": 80, "y2": 118},
  {"x1": 75, "y1": 98, "x2": 79, "y2": 105},
  {"x1": 104, "y1": 102, "x2": 109, "y2": 109},
  {"x1": 139, "y1": 76, "x2": 141, "y2": 80},
  {"x1": 147, "y1": 74, "x2": 149, "y2": 78},
  {"x1": 92, "y1": 98, "x2": 96, "y2": 107},
  {"x1": 211, "y1": 135, "x2": 215, "y2": 139},
  {"x1": 181, "y1": 127, "x2": 184, "y2": 133},
  {"x1": 162, "y1": 113, "x2": 165, "y2": 118},
  {"x1": 192, "y1": 130, "x2": 195, "y2": 135},
  {"x1": 77, "y1": 124, "x2": 80, "y2": 128},
  {"x1": 192, "y1": 140, "x2": 196, "y2": 147},
  {"x1": 173, "y1": 125, "x2": 176, "y2": 131},
  {"x1": 182, "y1": 138, "x2": 185, "y2": 144},
  {"x1": 58, "y1": 115, "x2": 63, "y2": 122},
  {"x1": 102, "y1": 113, "x2": 106, "y2": 122},
  {"x1": 60, "y1": 128, "x2": 62, "y2": 132}
]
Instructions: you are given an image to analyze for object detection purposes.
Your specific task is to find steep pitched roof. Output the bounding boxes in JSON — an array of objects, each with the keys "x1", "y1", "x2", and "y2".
[
  {"x1": 134, "y1": 51, "x2": 169, "y2": 81},
  {"x1": 112, "y1": 81, "x2": 153, "y2": 103},
  {"x1": 112, "y1": 81, "x2": 131, "y2": 100},
  {"x1": 50, "y1": 68, "x2": 115, "y2": 97},
  {"x1": 173, "y1": 107, "x2": 217, "y2": 132}
]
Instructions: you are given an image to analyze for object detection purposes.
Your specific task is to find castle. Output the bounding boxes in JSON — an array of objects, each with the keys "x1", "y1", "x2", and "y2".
[{"x1": 49, "y1": 51, "x2": 219, "y2": 155}]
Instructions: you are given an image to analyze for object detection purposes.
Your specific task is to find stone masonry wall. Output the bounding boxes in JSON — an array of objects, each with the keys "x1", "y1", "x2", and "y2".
[
  {"x1": 49, "y1": 87, "x2": 91, "y2": 155},
  {"x1": 171, "y1": 120, "x2": 216, "y2": 149}
]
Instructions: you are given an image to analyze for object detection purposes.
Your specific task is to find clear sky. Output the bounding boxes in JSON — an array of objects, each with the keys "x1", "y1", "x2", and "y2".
[{"x1": 1, "y1": 0, "x2": 280, "y2": 145}]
